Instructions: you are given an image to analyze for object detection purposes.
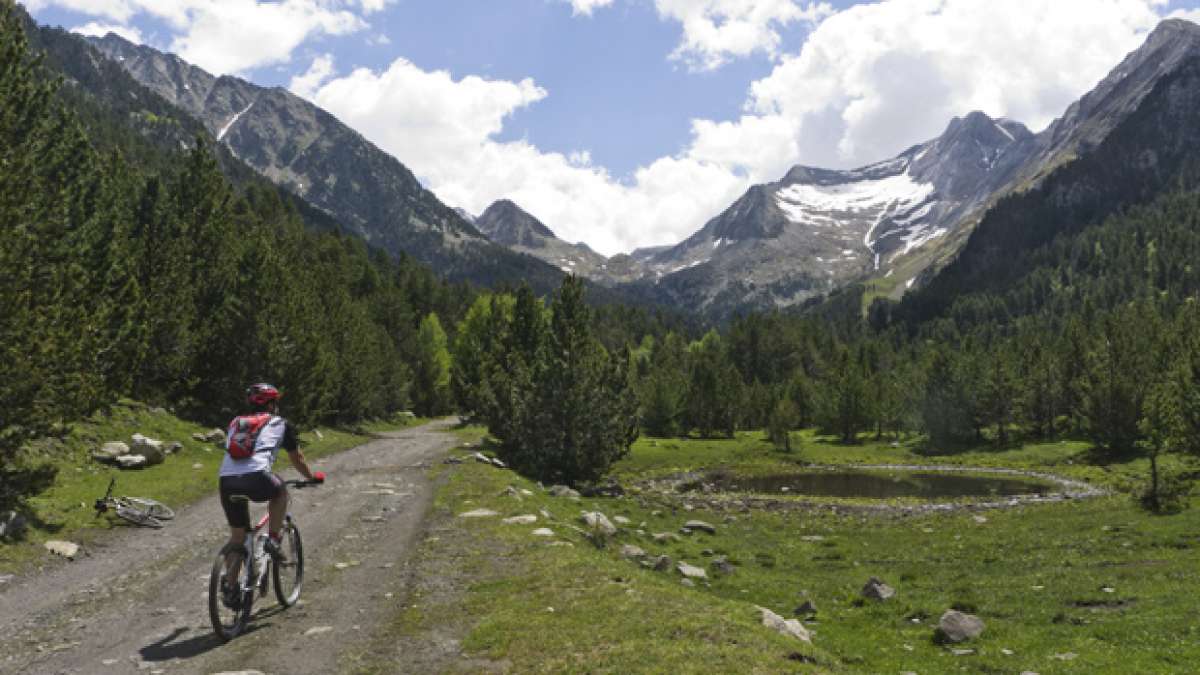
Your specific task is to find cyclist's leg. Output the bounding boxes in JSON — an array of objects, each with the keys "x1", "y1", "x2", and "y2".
[
  {"x1": 218, "y1": 476, "x2": 252, "y2": 581},
  {"x1": 264, "y1": 473, "x2": 288, "y2": 538}
]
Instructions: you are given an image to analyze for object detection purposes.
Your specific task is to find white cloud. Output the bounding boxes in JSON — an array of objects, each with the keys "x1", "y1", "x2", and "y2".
[
  {"x1": 562, "y1": 0, "x2": 615, "y2": 17},
  {"x1": 655, "y1": 0, "x2": 834, "y2": 70},
  {"x1": 27, "y1": 1, "x2": 369, "y2": 75},
  {"x1": 70, "y1": 20, "x2": 144, "y2": 44},
  {"x1": 1169, "y1": 8, "x2": 1200, "y2": 22}
]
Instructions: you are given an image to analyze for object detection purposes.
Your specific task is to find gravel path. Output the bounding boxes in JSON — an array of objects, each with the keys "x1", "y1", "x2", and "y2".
[{"x1": 0, "y1": 419, "x2": 458, "y2": 675}]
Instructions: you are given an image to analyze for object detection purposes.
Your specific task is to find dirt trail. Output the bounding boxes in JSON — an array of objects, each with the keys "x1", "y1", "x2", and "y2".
[{"x1": 0, "y1": 419, "x2": 459, "y2": 675}]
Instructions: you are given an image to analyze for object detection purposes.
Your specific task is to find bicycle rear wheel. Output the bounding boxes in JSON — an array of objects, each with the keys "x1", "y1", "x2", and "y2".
[
  {"x1": 115, "y1": 504, "x2": 164, "y2": 528},
  {"x1": 128, "y1": 498, "x2": 175, "y2": 520},
  {"x1": 272, "y1": 520, "x2": 304, "y2": 607},
  {"x1": 209, "y1": 545, "x2": 251, "y2": 642}
]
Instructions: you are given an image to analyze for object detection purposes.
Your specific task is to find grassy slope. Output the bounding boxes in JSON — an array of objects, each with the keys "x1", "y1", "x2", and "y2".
[
  {"x1": 382, "y1": 427, "x2": 1200, "y2": 674},
  {"x1": 0, "y1": 401, "x2": 419, "y2": 573}
]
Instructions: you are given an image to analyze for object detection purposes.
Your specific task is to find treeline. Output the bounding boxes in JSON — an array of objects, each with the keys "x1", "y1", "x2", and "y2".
[{"x1": 0, "y1": 5, "x2": 472, "y2": 472}]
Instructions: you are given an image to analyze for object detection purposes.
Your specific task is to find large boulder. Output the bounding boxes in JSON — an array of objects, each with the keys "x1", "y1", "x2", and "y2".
[
  {"x1": 130, "y1": 434, "x2": 165, "y2": 465},
  {"x1": 936, "y1": 610, "x2": 986, "y2": 643},
  {"x1": 758, "y1": 606, "x2": 811, "y2": 643},
  {"x1": 92, "y1": 442, "x2": 130, "y2": 464},
  {"x1": 861, "y1": 577, "x2": 896, "y2": 601}
]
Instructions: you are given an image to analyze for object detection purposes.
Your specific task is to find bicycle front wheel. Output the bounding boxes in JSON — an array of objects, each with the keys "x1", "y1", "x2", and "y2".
[
  {"x1": 115, "y1": 504, "x2": 164, "y2": 528},
  {"x1": 209, "y1": 545, "x2": 251, "y2": 642},
  {"x1": 272, "y1": 520, "x2": 304, "y2": 607}
]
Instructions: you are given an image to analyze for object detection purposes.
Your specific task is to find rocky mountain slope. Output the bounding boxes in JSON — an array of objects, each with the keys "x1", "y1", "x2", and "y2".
[
  {"x1": 87, "y1": 33, "x2": 567, "y2": 293},
  {"x1": 638, "y1": 18, "x2": 1200, "y2": 317},
  {"x1": 474, "y1": 200, "x2": 648, "y2": 284},
  {"x1": 642, "y1": 111, "x2": 1035, "y2": 314}
]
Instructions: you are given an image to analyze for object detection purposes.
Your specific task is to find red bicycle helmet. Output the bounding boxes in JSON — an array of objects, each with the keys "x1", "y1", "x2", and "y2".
[{"x1": 247, "y1": 383, "x2": 281, "y2": 406}]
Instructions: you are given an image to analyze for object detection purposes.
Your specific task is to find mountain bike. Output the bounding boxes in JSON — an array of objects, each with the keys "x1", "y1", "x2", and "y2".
[
  {"x1": 93, "y1": 478, "x2": 175, "y2": 528},
  {"x1": 208, "y1": 478, "x2": 320, "y2": 642}
]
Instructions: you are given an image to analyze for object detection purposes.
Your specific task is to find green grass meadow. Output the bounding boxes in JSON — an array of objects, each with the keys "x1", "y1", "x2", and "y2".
[{"x1": 394, "y1": 428, "x2": 1200, "y2": 673}]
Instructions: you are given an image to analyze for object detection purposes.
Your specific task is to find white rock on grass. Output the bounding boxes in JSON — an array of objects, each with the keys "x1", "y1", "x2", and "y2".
[
  {"x1": 757, "y1": 606, "x2": 811, "y2": 643},
  {"x1": 92, "y1": 442, "x2": 130, "y2": 463},
  {"x1": 115, "y1": 455, "x2": 147, "y2": 469},
  {"x1": 613, "y1": 516, "x2": 632, "y2": 526},
  {"x1": 458, "y1": 509, "x2": 499, "y2": 518},
  {"x1": 620, "y1": 544, "x2": 646, "y2": 560},
  {"x1": 580, "y1": 512, "x2": 616, "y2": 536},
  {"x1": 548, "y1": 485, "x2": 581, "y2": 499},
  {"x1": 531, "y1": 528, "x2": 555, "y2": 537},
  {"x1": 937, "y1": 610, "x2": 986, "y2": 643},
  {"x1": 502, "y1": 515, "x2": 537, "y2": 525},
  {"x1": 45, "y1": 540, "x2": 80, "y2": 559},
  {"x1": 130, "y1": 434, "x2": 165, "y2": 465},
  {"x1": 676, "y1": 562, "x2": 707, "y2": 580},
  {"x1": 861, "y1": 577, "x2": 896, "y2": 601},
  {"x1": 681, "y1": 520, "x2": 716, "y2": 535}
]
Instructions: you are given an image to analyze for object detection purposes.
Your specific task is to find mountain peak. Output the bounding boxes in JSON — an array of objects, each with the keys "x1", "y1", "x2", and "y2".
[{"x1": 476, "y1": 199, "x2": 557, "y2": 246}]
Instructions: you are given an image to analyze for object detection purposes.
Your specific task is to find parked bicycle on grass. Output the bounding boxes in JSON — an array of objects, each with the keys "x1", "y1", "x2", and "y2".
[{"x1": 93, "y1": 478, "x2": 175, "y2": 528}]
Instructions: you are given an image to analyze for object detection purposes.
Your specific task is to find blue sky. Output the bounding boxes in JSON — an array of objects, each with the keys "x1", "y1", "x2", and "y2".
[{"x1": 26, "y1": 0, "x2": 1200, "y2": 254}]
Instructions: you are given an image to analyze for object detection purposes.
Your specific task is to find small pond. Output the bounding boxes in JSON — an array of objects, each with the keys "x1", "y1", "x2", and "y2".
[{"x1": 703, "y1": 470, "x2": 1059, "y2": 500}]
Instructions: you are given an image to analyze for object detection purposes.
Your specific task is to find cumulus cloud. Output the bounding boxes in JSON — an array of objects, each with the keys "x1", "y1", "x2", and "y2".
[
  {"x1": 655, "y1": 0, "x2": 834, "y2": 70},
  {"x1": 70, "y1": 20, "x2": 144, "y2": 44},
  {"x1": 28, "y1": 0, "x2": 369, "y2": 75},
  {"x1": 562, "y1": 0, "x2": 615, "y2": 16},
  {"x1": 295, "y1": 0, "x2": 1178, "y2": 254}
]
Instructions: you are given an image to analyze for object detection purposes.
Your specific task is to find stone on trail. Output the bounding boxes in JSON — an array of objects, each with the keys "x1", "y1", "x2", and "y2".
[
  {"x1": 676, "y1": 562, "x2": 708, "y2": 580},
  {"x1": 303, "y1": 626, "x2": 334, "y2": 636},
  {"x1": 458, "y1": 509, "x2": 499, "y2": 518},
  {"x1": 757, "y1": 606, "x2": 811, "y2": 643},
  {"x1": 115, "y1": 455, "x2": 147, "y2": 469},
  {"x1": 580, "y1": 512, "x2": 617, "y2": 536},
  {"x1": 681, "y1": 520, "x2": 716, "y2": 535},
  {"x1": 45, "y1": 540, "x2": 80, "y2": 559},
  {"x1": 861, "y1": 577, "x2": 896, "y2": 601},
  {"x1": 502, "y1": 514, "x2": 537, "y2": 525},
  {"x1": 620, "y1": 544, "x2": 646, "y2": 560},
  {"x1": 531, "y1": 528, "x2": 555, "y2": 537},
  {"x1": 936, "y1": 609, "x2": 986, "y2": 643}
]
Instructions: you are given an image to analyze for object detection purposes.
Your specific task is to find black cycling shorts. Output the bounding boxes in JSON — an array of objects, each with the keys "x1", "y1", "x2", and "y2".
[{"x1": 219, "y1": 471, "x2": 283, "y2": 528}]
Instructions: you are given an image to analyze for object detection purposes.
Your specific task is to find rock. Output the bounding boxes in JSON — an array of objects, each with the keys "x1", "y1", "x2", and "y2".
[
  {"x1": 458, "y1": 509, "x2": 499, "y2": 518},
  {"x1": 580, "y1": 512, "x2": 617, "y2": 536},
  {"x1": 473, "y1": 452, "x2": 492, "y2": 464},
  {"x1": 620, "y1": 544, "x2": 646, "y2": 560},
  {"x1": 45, "y1": 540, "x2": 80, "y2": 559},
  {"x1": 502, "y1": 486, "x2": 522, "y2": 500},
  {"x1": 794, "y1": 600, "x2": 817, "y2": 618},
  {"x1": 651, "y1": 555, "x2": 673, "y2": 572},
  {"x1": 758, "y1": 606, "x2": 811, "y2": 643},
  {"x1": 861, "y1": 577, "x2": 896, "y2": 601},
  {"x1": 201, "y1": 428, "x2": 225, "y2": 444},
  {"x1": 149, "y1": 406, "x2": 167, "y2": 415},
  {"x1": 531, "y1": 528, "x2": 555, "y2": 537},
  {"x1": 652, "y1": 532, "x2": 680, "y2": 543},
  {"x1": 580, "y1": 481, "x2": 625, "y2": 497},
  {"x1": 303, "y1": 625, "x2": 334, "y2": 636},
  {"x1": 950, "y1": 648, "x2": 976, "y2": 656},
  {"x1": 0, "y1": 511, "x2": 27, "y2": 539},
  {"x1": 191, "y1": 433, "x2": 206, "y2": 442},
  {"x1": 520, "y1": 489, "x2": 534, "y2": 496},
  {"x1": 502, "y1": 514, "x2": 537, "y2": 525},
  {"x1": 1051, "y1": 652, "x2": 1077, "y2": 661},
  {"x1": 115, "y1": 455, "x2": 148, "y2": 469},
  {"x1": 93, "y1": 442, "x2": 130, "y2": 463},
  {"x1": 0, "y1": 574, "x2": 13, "y2": 584},
  {"x1": 443, "y1": 456, "x2": 463, "y2": 464},
  {"x1": 681, "y1": 520, "x2": 716, "y2": 535},
  {"x1": 710, "y1": 556, "x2": 736, "y2": 575},
  {"x1": 548, "y1": 485, "x2": 581, "y2": 499},
  {"x1": 613, "y1": 515, "x2": 632, "y2": 526},
  {"x1": 490, "y1": 457, "x2": 507, "y2": 469},
  {"x1": 539, "y1": 508, "x2": 554, "y2": 520},
  {"x1": 680, "y1": 578, "x2": 695, "y2": 587},
  {"x1": 973, "y1": 515, "x2": 988, "y2": 524},
  {"x1": 130, "y1": 434, "x2": 165, "y2": 465},
  {"x1": 936, "y1": 610, "x2": 986, "y2": 643},
  {"x1": 192, "y1": 463, "x2": 204, "y2": 470},
  {"x1": 164, "y1": 441, "x2": 183, "y2": 454},
  {"x1": 676, "y1": 562, "x2": 708, "y2": 580}
]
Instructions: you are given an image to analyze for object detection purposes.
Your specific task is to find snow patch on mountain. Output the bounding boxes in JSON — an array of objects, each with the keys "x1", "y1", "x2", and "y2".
[{"x1": 217, "y1": 101, "x2": 254, "y2": 141}]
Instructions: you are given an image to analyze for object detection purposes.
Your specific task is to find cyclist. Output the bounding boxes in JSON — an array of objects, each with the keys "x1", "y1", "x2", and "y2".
[{"x1": 219, "y1": 383, "x2": 324, "y2": 576}]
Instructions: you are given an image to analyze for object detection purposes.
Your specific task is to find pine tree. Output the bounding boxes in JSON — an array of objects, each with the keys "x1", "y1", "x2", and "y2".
[{"x1": 413, "y1": 313, "x2": 452, "y2": 416}]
